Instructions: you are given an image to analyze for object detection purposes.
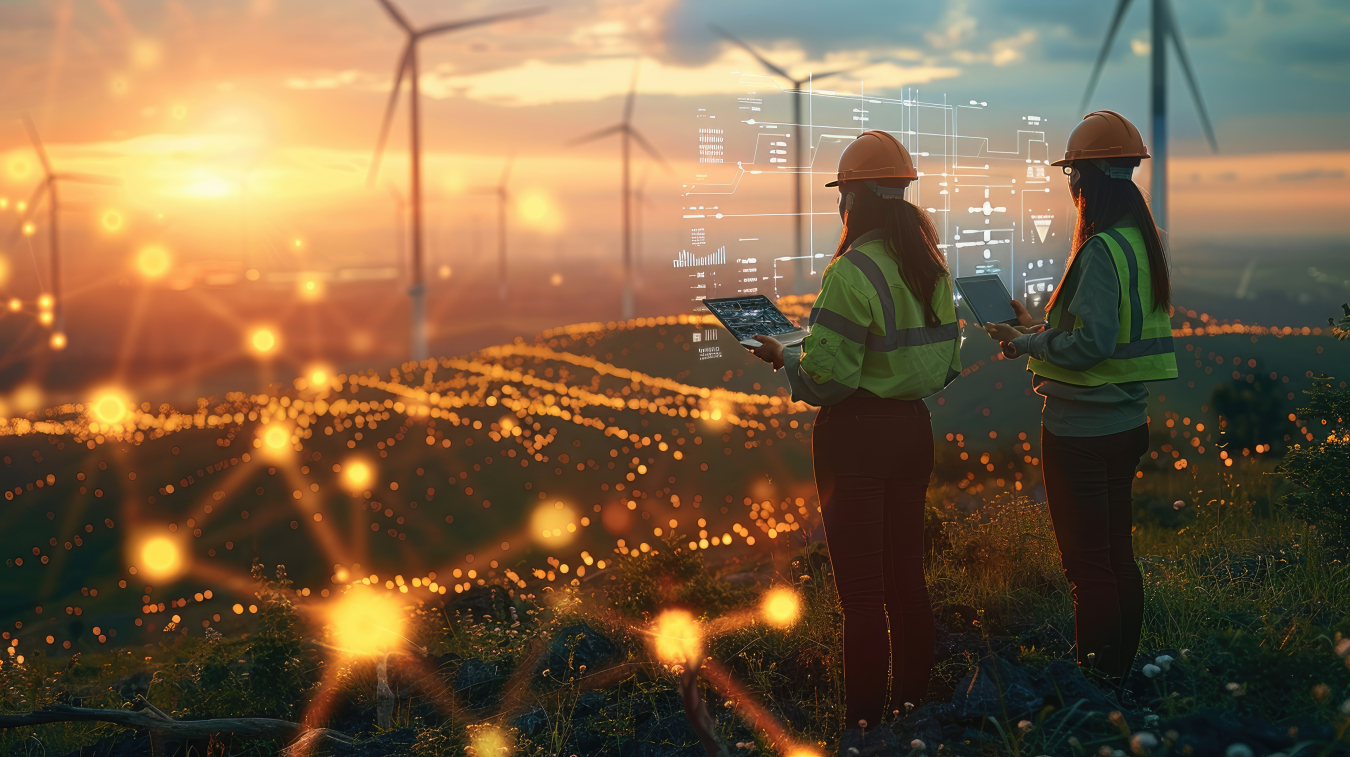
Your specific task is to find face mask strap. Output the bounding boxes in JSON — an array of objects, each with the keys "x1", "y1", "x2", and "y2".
[
  {"x1": 1090, "y1": 159, "x2": 1135, "y2": 180},
  {"x1": 863, "y1": 180, "x2": 908, "y2": 200}
]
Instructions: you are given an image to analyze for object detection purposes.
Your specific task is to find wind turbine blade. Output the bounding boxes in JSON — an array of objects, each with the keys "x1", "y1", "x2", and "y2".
[
  {"x1": 624, "y1": 58, "x2": 641, "y2": 124},
  {"x1": 627, "y1": 127, "x2": 671, "y2": 173},
  {"x1": 53, "y1": 172, "x2": 123, "y2": 186},
  {"x1": 374, "y1": 0, "x2": 415, "y2": 33},
  {"x1": 810, "y1": 69, "x2": 851, "y2": 82},
  {"x1": 367, "y1": 42, "x2": 412, "y2": 188},
  {"x1": 418, "y1": 6, "x2": 548, "y2": 38},
  {"x1": 709, "y1": 25, "x2": 791, "y2": 80},
  {"x1": 566, "y1": 124, "x2": 624, "y2": 147},
  {"x1": 21, "y1": 114, "x2": 53, "y2": 178},
  {"x1": 1080, "y1": 0, "x2": 1134, "y2": 113},
  {"x1": 1163, "y1": 0, "x2": 1219, "y2": 152}
]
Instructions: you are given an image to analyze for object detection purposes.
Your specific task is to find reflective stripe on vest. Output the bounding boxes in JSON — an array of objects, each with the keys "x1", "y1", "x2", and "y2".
[
  {"x1": 801, "y1": 232, "x2": 962, "y2": 399},
  {"x1": 1027, "y1": 225, "x2": 1178, "y2": 386}
]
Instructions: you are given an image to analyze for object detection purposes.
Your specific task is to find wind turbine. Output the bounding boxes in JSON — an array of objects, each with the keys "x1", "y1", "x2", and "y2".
[
  {"x1": 5, "y1": 115, "x2": 121, "y2": 346},
  {"x1": 568, "y1": 60, "x2": 669, "y2": 321},
  {"x1": 712, "y1": 26, "x2": 850, "y2": 294},
  {"x1": 1081, "y1": 0, "x2": 1218, "y2": 232},
  {"x1": 366, "y1": 0, "x2": 547, "y2": 361},
  {"x1": 473, "y1": 157, "x2": 514, "y2": 300},
  {"x1": 634, "y1": 168, "x2": 649, "y2": 285}
]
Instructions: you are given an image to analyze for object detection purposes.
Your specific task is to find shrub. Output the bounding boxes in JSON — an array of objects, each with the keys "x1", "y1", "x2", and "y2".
[
  {"x1": 1277, "y1": 376, "x2": 1350, "y2": 555},
  {"x1": 604, "y1": 537, "x2": 753, "y2": 619}
]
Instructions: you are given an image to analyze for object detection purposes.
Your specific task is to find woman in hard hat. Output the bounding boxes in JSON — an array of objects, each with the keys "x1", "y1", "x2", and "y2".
[
  {"x1": 985, "y1": 110, "x2": 1177, "y2": 685},
  {"x1": 747, "y1": 131, "x2": 961, "y2": 736}
]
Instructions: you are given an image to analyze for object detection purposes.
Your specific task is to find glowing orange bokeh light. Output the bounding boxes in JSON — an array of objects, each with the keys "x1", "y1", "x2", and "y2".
[
  {"x1": 49, "y1": 332, "x2": 67, "y2": 350},
  {"x1": 262, "y1": 423, "x2": 290, "y2": 450},
  {"x1": 249, "y1": 327, "x2": 278, "y2": 355},
  {"x1": 341, "y1": 459, "x2": 372, "y2": 491},
  {"x1": 650, "y1": 609, "x2": 702, "y2": 665},
  {"x1": 37, "y1": 294, "x2": 53, "y2": 310},
  {"x1": 101, "y1": 210, "x2": 124, "y2": 232},
  {"x1": 761, "y1": 587, "x2": 801, "y2": 629},
  {"x1": 138, "y1": 537, "x2": 185, "y2": 579},
  {"x1": 531, "y1": 500, "x2": 577, "y2": 544},
  {"x1": 327, "y1": 586, "x2": 405, "y2": 655},
  {"x1": 135, "y1": 245, "x2": 172, "y2": 279},
  {"x1": 90, "y1": 390, "x2": 130, "y2": 424}
]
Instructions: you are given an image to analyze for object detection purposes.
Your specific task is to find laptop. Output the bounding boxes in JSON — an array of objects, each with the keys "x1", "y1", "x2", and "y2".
[{"x1": 703, "y1": 295, "x2": 810, "y2": 348}]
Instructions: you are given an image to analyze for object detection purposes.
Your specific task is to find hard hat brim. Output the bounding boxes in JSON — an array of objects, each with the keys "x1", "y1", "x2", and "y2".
[{"x1": 824, "y1": 180, "x2": 840, "y2": 187}]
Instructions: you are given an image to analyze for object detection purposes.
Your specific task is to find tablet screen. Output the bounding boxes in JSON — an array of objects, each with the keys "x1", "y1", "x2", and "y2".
[
  {"x1": 703, "y1": 296, "x2": 798, "y2": 342},
  {"x1": 954, "y1": 275, "x2": 1018, "y2": 326}
]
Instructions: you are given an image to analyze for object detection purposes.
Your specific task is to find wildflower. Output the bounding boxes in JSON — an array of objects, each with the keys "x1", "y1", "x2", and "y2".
[
  {"x1": 1068, "y1": 737, "x2": 1081, "y2": 749},
  {"x1": 1226, "y1": 682, "x2": 1246, "y2": 697},
  {"x1": 1142, "y1": 664, "x2": 1162, "y2": 678},
  {"x1": 911, "y1": 739, "x2": 926, "y2": 750},
  {"x1": 1154, "y1": 654, "x2": 1174, "y2": 671},
  {"x1": 1018, "y1": 720, "x2": 1033, "y2": 733},
  {"x1": 1335, "y1": 638, "x2": 1350, "y2": 658},
  {"x1": 1340, "y1": 697, "x2": 1350, "y2": 716},
  {"x1": 1144, "y1": 714, "x2": 1159, "y2": 727},
  {"x1": 1172, "y1": 500, "x2": 1185, "y2": 510},
  {"x1": 1109, "y1": 711, "x2": 1125, "y2": 726},
  {"x1": 1131, "y1": 732, "x2": 1159, "y2": 753},
  {"x1": 1225, "y1": 744, "x2": 1254, "y2": 757},
  {"x1": 1312, "y1": 683, "x2": 1330, "y2": 700}
]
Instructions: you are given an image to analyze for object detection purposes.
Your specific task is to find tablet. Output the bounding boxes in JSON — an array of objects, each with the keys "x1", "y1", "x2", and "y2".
[
  {"x1": 954, "y1": 275, "x2": 1020, "y2": 327},
  {"x1": 702, "y1": 295, "x2": 810, "y2": 348}
]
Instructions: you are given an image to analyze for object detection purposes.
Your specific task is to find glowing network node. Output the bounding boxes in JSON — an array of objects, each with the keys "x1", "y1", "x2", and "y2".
[
  {"x1": 249, "y1": 327, "x2": 278, "y2": 355},
  {"x1": 761, "y1": 587, "x2": 801, "y2": 628},
  {"x1": 342, "y1": 460, "x2": 373, "y2": 491},
  {"x1": 327, "y1": 586, "x2": 406, "y2": 655},
  {"x1": 650, "y1": 609, "x2": 702, "y2": 664},
  {"x1": 90, "y1": 391, "x2": 130, "y2": 424},
  {"x1": 135, "y1": 245, "x2": 172, "y2": 279},
  {"x1": 139, "y1": 537, "x2": 184, "y2": 579}
]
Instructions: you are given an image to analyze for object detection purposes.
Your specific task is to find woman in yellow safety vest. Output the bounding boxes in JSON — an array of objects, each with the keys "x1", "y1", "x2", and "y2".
[
  {"x1": 985, "y1": 110, "x2": 1177, "y2": 688},
  {"x1": 748, "y1": 131, "x2": 961, "y2": 741}
]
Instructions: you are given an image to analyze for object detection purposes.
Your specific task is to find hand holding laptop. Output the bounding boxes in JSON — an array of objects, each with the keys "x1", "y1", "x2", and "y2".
[{"x1": 747, "y1": 334, "x2": 785, "y2": 370}]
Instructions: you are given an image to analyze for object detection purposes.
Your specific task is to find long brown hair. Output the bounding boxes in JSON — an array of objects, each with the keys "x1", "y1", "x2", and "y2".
[
  {"x1": 1043, "y1": 158, "x2": 1171, "y2": 314},
  {"x1": 833, "y1": 180, "x2": 949, "y2": 327}
]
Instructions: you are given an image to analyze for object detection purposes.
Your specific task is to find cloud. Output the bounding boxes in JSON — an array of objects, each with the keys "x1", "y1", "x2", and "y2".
[{"x1": 413, "y1": 51, "x2": 959, "y2": 107}]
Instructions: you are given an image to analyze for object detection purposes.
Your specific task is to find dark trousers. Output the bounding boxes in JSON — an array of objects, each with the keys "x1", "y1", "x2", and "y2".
[
  {"x1": 814, "y1": 396, "x2": 935, "y2": 728},
  {"x1": 1040, "y1": 424, "x2": 1150, "y2": 678}
]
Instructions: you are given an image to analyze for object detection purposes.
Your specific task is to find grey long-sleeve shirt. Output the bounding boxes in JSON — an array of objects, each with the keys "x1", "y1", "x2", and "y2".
[{"x1": 1010, "y1": 235, "x2": 1150, "y2": 437}]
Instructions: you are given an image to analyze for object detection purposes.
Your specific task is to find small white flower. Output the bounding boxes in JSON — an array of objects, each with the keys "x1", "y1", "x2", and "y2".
[
  {"x1": 1340, "y1": 697, "x2": 1350, "y2": 716},
  {"x1": 1130, "y1": 732, "x2": 1159, "y2": 753},
  {"x1": 1142, "y1": 664, "x2": 1162, "y2": 678},
  {"x1": 911, "y1": 739, "x2": 926, "y2": 749},
  {"x1": 1172, "y1": 500, "x2": 1186, "y2": 510},
  {"x1": 1225, "y1": 744, "x2": 1254, "y2": 757},
  {"x1": 1018, "y1": 720, "x2": 1033, "y2": 732},
  {"x1": 1154, "y1": 654, "x2": 1174, "y2": 671},
  {"x1": 1225, "y1": 682, "x2": 1246, "y2": 696},
  {"x1": 1144, "y1": 714, "x2": 1159, "y2": 727}
]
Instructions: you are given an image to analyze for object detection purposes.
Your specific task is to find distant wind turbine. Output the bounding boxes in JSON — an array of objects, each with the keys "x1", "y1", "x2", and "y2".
[
  {"x1": 712, "y1": 26, "x2": 850, "y2": 294},
  {"x1": 634, "y1": 168, "x2": 649, "y2": 285},
  {"x1": 473, "y1": 157, "x2": 514, "y2": 300},
  {"x1": 568, "y1": 60, "x2": 669, "y2": 321},
  {"x1": 1081, "y1": 0, "x2": 1218, "y2": 232},
  {"x1": 5, "y1": 115, "x2": 121, "y2": 347},
  {"x1": 366, "y1": 0, "x2": 547, "y2": 361}
]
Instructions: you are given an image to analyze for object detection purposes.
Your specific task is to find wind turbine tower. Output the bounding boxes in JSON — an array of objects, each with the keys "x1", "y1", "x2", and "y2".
[
  {"x1": 367, "y1": 0, "x2": 546, "y2": 361},
  {"x1": 1081, "y1": 0, "x2": 1218, "y2": 232},
  {"x1": 6, "y1": 115, "x2": 121, "y2": 347},
  {"x1": 473, "y1": 157, "x2": 514, "y2": 300},
  {"x1": 568, "y1": 61, "x2": 668, "y2": 321},
  {"x1": 713, "y1": 27, "x2": 849, "y2": 294}
]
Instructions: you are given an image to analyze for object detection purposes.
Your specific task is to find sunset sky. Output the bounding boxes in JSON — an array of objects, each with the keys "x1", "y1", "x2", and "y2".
[{"x1": 0, "y1": 0, "x2": 1347, "y2": 363}]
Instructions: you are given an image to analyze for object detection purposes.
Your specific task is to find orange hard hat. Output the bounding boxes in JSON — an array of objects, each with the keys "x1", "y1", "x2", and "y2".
[
  {"x1": 1052, "y1": 110, "x2": 1150, "y2": 166},
  {"x1": 826, "y1": 130, "x2": 917, "y2": 186}
]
